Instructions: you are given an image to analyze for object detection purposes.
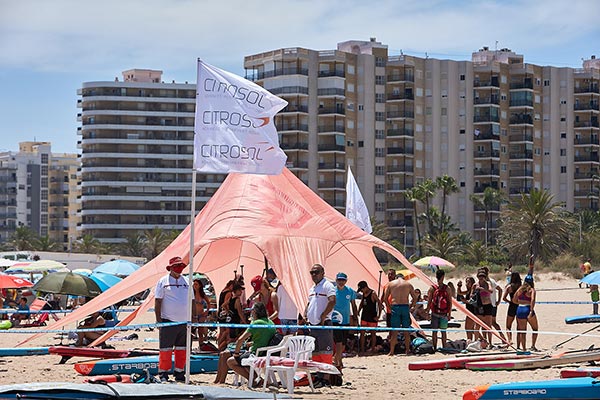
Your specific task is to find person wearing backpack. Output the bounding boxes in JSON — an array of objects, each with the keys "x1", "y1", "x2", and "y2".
[{"x1": 426, "y1": 269, "x2": 452, "y2": 350}]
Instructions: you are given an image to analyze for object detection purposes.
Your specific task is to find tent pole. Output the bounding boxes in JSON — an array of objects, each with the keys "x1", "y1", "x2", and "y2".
[{"x1": 185, "y1": 169, "x2": 197, "y2": 384}]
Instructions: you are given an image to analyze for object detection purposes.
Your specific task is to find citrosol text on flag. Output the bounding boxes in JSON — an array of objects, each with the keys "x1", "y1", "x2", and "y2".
[{"x1": 193, "y1": 60, "x2": 288, "y2": 175}]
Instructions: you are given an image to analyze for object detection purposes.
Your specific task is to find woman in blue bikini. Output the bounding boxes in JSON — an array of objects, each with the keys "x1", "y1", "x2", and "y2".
[{"x1": 513, "y1": 275, "x2": 539, "y2": 352}]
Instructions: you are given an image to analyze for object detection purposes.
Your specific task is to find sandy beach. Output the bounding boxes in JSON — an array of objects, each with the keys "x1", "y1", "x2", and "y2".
[{"x1": 0, "y1": 272, "x2": 597, "y2": 399}]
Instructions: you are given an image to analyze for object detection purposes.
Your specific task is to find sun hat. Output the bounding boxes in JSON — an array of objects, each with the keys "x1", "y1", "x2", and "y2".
[
  {"x1": 336, "y1": 272, "x2": 348, "y2": 280},
  {"x1": 166, "y1": 256, "x2": 186, "y2": 271}
]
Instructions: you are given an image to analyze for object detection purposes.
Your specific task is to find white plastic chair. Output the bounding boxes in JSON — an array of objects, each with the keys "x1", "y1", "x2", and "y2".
[
  {"x1": 261, "y1": 335, "x2": 315, "y2": 394},
  {"x1": 246, "y1": 335, "x2": 292, "y2": 389}
]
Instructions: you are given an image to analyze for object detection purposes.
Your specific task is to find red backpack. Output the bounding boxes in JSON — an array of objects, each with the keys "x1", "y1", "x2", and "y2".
[{"x1": 432, "y1": 284, "x2": 450, "y2": 315}]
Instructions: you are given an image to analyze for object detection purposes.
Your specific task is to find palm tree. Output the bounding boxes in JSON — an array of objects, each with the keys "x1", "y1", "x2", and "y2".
[
  {"x1": 73, "y1": 234, "x2": 102, "y2": 254},
  {"x1": 120, "y1": 234, "x2": 146, "y2": 257},
  {"x1": 436, "y1": 175, "x2": 460, "y2": 233},
  {"x1": 143, "y1": 227, "x2": 170, "y2": 260},
  {"x1": 469, "y1": 187, "x2": 505, "y2": 246},
  {"x1": 465, "y1": 240, "x2": 487, "y2": 265},
  {"x1": 423, "y1": 231, "x2": 462, "y2": 261},
  {"x1": 405, "y1": 186, "x2": 424, "y2": 256},
  {"x1": 33, "y1": 235, "x2": 61, "y2": 252},
  {"x1": 9, "y1": 227, "x2": 37, "y2": 251},
  {"x1": 417, "y1": 179, "x2": 438, "y2": 235},
  {"x1": 497, "y1": 189, "x2": 576, "y2": 262}
]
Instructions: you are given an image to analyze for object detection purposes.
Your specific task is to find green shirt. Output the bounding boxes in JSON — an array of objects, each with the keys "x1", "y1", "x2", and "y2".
[{"x1": 248, "y1": 318, "x2": 275, "y2": 353}]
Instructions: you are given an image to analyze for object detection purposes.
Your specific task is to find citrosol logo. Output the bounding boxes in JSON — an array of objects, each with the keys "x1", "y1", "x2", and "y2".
[
  {"x1": 201, "y1": 110, "x2": 270, "y2": 129},
  {"x1": 203, "y1": 77, "x2": 271, "y2": 109}
]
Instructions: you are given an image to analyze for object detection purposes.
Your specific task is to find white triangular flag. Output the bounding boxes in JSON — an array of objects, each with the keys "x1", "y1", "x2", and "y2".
[{"x1": 346, "y1": 167, "x2": 372, "y2": 233}]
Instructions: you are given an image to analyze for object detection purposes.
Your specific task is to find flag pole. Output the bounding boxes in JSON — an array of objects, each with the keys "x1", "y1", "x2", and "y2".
[{"x1": 185, "y1": 59, "x2": 202, "y2": 384}]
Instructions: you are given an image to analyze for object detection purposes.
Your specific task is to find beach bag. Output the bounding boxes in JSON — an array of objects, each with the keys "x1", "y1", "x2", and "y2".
[
  {"x1": 412, "y1": 337, "x2": 435, "y2": 355},
  {"x1": 432, "y1": 284, "x2": 450, "y2": 314}
]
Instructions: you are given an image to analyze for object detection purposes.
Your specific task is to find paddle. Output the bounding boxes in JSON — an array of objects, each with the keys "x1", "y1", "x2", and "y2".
[{"x1": 553, "y1": 324, "x2": 600, "y2": 350}]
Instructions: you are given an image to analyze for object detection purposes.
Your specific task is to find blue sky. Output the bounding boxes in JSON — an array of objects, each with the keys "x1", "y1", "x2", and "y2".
[{"x1": 1, "y1": 0, "x2": 599, "y2": 154}]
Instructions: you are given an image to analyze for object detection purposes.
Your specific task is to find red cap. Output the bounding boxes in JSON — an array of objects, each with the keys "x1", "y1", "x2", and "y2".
[
  {"x1": 167, "y1": 256, "x2": 186, "y2": 271},
  {"x1": 250, "y1": 275, "x2": 263, "y2": 291}
]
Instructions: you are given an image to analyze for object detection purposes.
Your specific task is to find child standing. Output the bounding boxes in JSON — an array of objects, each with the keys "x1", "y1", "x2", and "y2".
[{"x1": 590, "y1": 284, "x2": 599, "y2": 315}]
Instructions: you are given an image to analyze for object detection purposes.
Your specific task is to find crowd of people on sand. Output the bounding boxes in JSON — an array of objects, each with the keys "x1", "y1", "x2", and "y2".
[{"x1": 154, "y1": 253, "x2": 551, "y2": 388}]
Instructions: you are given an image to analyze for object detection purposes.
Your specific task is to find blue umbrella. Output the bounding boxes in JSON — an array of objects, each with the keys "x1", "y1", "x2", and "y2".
[
  {"x1": 88, "y1": 271, "x2": 122, "y2": 292},
  {"x1": 581, "y1": 270, "x2": 600, "y2": 285},
  {"x1": 94, "y1": 259, "x2": 140, "y2": 277}
]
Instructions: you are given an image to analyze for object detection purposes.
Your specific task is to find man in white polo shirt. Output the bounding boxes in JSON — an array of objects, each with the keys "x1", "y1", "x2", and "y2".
[
  {"x1": 304, "y1": 264, "x2": 336, "y2": 366},
  {"x1": 155, "y1": 256, "x2": 194, "y2": 382}
]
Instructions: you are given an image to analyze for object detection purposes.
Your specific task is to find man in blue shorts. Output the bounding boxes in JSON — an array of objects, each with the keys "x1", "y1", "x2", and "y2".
[{"x1": 384, "y1": 274, "x2": 417, "y2": 355}]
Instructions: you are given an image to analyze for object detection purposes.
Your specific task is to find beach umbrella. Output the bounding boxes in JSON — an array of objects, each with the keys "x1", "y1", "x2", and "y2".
[
  {"x1": 581, "y1": 270, "x2": 600, "y2": 285},
  {"x1": 94, "y1": 259, "x2": 140, "y2": 277},
  {"x1": 32, "y1": 271, "x2": 101, "y2": 297},
  {"x1": 414, "y1": 256, "x2": 456, "y2": 273},
  {"x1": 396, "y1": 269, "x2": 416, "y2": 280},
  {"x1": 5, "y1": 260, "x2": 68, "y2": 274},
  {"x1": 0, "y1": 273, "x2": 33, "y2": 289},
  {"x1": 88, "y1": 272, "x2": 123, "y2": 292},
  {"x1": 72, "y1": 268, "x2": 93, "y2": 276}
]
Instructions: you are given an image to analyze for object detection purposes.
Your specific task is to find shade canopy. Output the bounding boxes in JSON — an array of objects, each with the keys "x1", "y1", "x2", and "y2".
[
  {"x1": 5, "y1": 260, "x2": 68, "y2": 274},
  {"x1": 94, "y1": 260, "x2": 140, "y2": 277},
  {"x1": 581, "y1": 271, "x2": 600, "y2": 285},
  {"x1": 21, "y1": 168, "x2": 504, "y2": 347},
  {"x1": 32, "y1": 271, "x2": 102, "y2": 297}
]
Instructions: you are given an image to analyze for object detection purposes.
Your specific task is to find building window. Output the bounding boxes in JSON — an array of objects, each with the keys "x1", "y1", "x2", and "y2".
[
  {"x1": 375, "y1": 166, "x2": 385, "y2": 175},
  {"x1": 560, "y1": 116, "x2": 566, "y2": 122},
  {"x1": 358, "y1": 141, "x2": 364, "y2": 147},
  {"x1": 375, "y1": 148, "x2": 385, "y2": 157},
  {"x1": 375, "y1": 75, "x2": 385, "y2": 85},
  {"x1": 375, "y1": 202, "x2": 385, "y2": 212},
  {"x1": 459, "y1": 129, "x2": 466, "y2": 134},
  {"x1": 460, "y1": 182, "x2": 465, "y2": 187},
  {"x1": 375, "y1": 112, "x2": 385, "y2": 121},
  {"x1": 375, "y1": 93, "x2": 385, "y2": 103},
  {"x1": 441, "y1": 108, "x2": 447, "y2": 116},
  {"x1": 560, "y1": 166, "x2": 566, "y2": 173},
  {"x1": 460, "y1": 74, "x2": 465, "y2": 81},
  {"x1": 375, "y1": 130, "x2": 385, "y2": 139},
  {"x1": 375, "y1": 57, "x2": 386, "y2": 67},
  {"x1": 544, "y1": 79, "x2": 550, "y2": 86},
  {"x1": 375, "y1": 184, "x2": 385, "y2": 193},
  {"x1": 358, "y1": 104, "x2": 364, "y2": 111},
  {"x1": 560, "y1": 149, "x2": 566, "y2": 156}
]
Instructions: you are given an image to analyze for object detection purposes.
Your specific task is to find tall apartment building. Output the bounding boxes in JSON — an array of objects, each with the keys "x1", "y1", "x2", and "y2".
[
  {"x1": 244, "y1": 39, "x2": 600, "y2": 250},
  {"x1": 0, "y1": 142, "x2": 79, "y2": 250},
  {"x1": 78, "y1": 69, "x2": 221, "y2": 244}
]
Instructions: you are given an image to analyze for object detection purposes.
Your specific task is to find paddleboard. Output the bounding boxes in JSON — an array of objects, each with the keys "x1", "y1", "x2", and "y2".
[
  {"x1": 560, "y1": 367, "x2": 600, "y2": 378},
  {"x1": 0, "y1": 382, "x2": 290, "y2": 399},
  {"x1": 565, "y1": 314, "x2": 600, "y2": 324},
  {"x1": 74, "y1": 354, "x2": 219, "y2": 376},
  {"x1": 463, "y1": 377, "x2": 599, "y2": 400},
  {"x1": 466, "y1": 350, "x2": 600, "y2": 371},
  {"x1": 0, "y1": 347, "x2": 49, "y2": 356},
  {"x1": 408, "y1": 352, "x2": 534, "y2": 370},
  {"x1": 50, "y1": 346, "x2": 158, "y2": 363}
]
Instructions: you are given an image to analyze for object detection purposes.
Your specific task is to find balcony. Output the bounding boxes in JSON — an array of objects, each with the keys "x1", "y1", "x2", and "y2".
[
  {"x1": 269, "y1": 86, "x2": 309, "y2": 96},
  {"x1": 474, "y1": 221, "x2": 499, "y2": 229},
  {"x1": 318, "y1": 88, "x2": 345, "y2": 97},
  {"x1": 474, "y1": 115, "x2": 500, "y2": 123},
  {"x1": 509, "y1": 99, "x2": 534, "y2": 107},
  {"x1": 318, "y1": 162, "x2": 345, "y2": 170},
  {"x1": 387, "y1": 93, "x2": 414, "y2": 101},
  {"x1": 510, "y1": 115, "x2": 534, "y2": 125},
  {"x1": 277, "y1": 123, "x2": 309, "y2": 132},
  {"x1": 387, "y1": 110, "x2": 415, "y2": 119},
  {"x1": 509, "y1": 169, "x2": 533, "y2": 177},
  {"x1": 473, "y1": 185, "x2": 499, "y2": 193},
  {"x1": 285, "y1": 161, "x2": 309, "y2": 169},
  {"x1": 387, "y1": 165, "x2": 414, "y2": 173},
  {"x1": 510, "y1": 81, "x2": 534, "y2": 90},
  {"x1": 317, "y1": 125, "x2": 345, "y2": 133},
  {"x1": 281, "y1": 105, "x2": 309, "y2": 113},
  {"x1": 280, "y1": 142, "x2": 309, "y2": 150},
  {"x1": 509, "y1": 150, "x2": 533, "y2": 159},
  {"x1": 574, "y1": 120, "x2": 600, "y2": 128},
  {"x1": 474, "y1": 97, "x2": 500, "y2": 105},
  {"x1": 387, "y1": 183, "x2": 414, "y2": 191},
  {"x1": 473, "y1": 150, "x2": 500, "y2": 158},
  {"x1": 575, "y1": 154, "x2": 600, "y2": 162},
  {"x1": 574, "y1": 172, "x2": 596, "y2": 179},
  {"x1": 574, "y1": 137, "x2": 599, "y2": 145},
  {"x1": 509, "y1": 133, "x2": 533, "y2": 142},
  {"x1": 575, "y1": 86, "x2": 600, "y2": 94},
  {"x1": 387, "y1": 128, "x2": 414, "y2": 137},
  {"x1": 474, "y1": 168, "x2": 500, "y2": 176},
  {"x1": 574, "y1": 103, "x2": 600, "y2": 111},
  {"x1": 387, "y1": 147, "x2": 414, "y2": 155},
  {"x1": 318, "y1": 107, "x2": 345, "y2": 115},
  {"x1": 386, "y1": 200, "x2": 412, "y2": 209},
  {"x1": 318, "y1": 70, "x2": 345, "y2": 78},
  {"x1": 317, "y1": 144, "x2": 345, "y2": 152},
  {"x1": 318, "y1": 180, "x2": 345, "y2": 189},
  {"x1": 387, "y1": 74, "x2": 415, "y2": 82},
  {"x1": 474, "y1": 131, "x2": 500, "y2": 141},
  {"x1": 473, "y1": 80, "x2": 500, "y2": 88},
  {"x1": 474, "y1": 203, "x2": 500, "y2": 212},
  {"x1": 246, "y1": 67, "x2": 309, "y2": 81}
]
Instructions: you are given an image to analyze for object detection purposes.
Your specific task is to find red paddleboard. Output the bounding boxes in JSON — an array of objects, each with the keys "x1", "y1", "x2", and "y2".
[
  {"x1": 560, "y1": 368, "x2": 600, "y2": 378},
  {"x1": 50, "y1": 346, "x2": 158, "y2": 364},
  {"x1": 85, "y1": 374, "x2": 133, "y2": 384},
  {"x1": 408, "y1": 353, "x2": 534, "y2": 371}
]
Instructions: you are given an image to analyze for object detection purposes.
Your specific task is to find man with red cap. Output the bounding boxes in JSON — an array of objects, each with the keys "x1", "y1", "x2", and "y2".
[{"x1": 155, "y1": 256, "x2": 195, "y2": 382}]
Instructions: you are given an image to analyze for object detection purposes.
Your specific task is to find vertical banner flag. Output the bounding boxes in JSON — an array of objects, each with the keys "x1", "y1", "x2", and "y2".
[
  {"x1": 194, "y1": 60, "x2": 288, "y2": 175},
  {"x1": 346, "y1": 167, "x2": 373, "y2": 233}
]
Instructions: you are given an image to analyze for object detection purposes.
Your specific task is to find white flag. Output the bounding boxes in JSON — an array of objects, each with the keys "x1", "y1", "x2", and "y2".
[
  {"x1": 194, "y1": 60, "x2": 288, "y2": 175},
  {"x1": 346, "y1": 167, "x2": 372, "y2": 233}
]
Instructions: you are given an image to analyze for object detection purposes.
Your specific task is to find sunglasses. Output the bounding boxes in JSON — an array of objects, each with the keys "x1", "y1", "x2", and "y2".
[{"x1": 309, "y1": 270, "x2": 322, "y2": 276}]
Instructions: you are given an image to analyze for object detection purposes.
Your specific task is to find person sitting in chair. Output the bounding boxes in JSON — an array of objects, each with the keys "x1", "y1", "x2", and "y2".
[
  {"x1": 76, "y1": 311, "x2": 106, "y2": 346},
  {"x1": 10, "y1": 297, "x2": 29, "y2": 326}
]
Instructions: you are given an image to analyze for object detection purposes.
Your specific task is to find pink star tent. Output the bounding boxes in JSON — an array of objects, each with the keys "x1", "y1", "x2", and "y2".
[{"x1": 20, "y1": 168, "x2": 502, "y2": 346}]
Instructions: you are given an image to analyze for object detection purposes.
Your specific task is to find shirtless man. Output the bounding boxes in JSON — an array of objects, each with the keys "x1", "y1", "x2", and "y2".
[{"x1": 384, "y1": 276, "x2": 417, "y2": 355}]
